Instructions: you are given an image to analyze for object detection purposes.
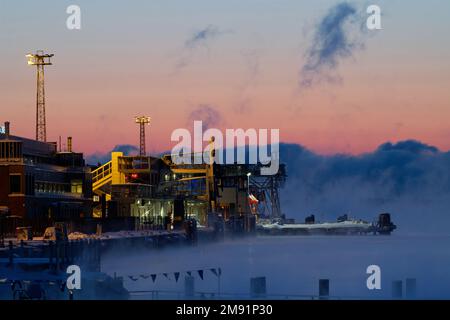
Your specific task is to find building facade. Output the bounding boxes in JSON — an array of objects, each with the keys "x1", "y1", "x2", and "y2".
[{"x1": 0, "y1": 122, "x2": 92, "y2": 235}]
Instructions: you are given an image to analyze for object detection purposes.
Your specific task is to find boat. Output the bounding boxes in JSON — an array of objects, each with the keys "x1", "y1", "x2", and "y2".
[{"x1": 256, "y1": 213, "x2": 397, "y2": 235}]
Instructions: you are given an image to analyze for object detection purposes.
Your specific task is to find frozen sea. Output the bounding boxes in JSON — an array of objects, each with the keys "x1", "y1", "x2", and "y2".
[{"x1": 101, "y1": 234, "x2": 450, "y2": 299}]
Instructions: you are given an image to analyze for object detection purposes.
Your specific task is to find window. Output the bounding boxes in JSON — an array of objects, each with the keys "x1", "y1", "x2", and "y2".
[
  {"x1": 25, "y1": 174, "x2": 35, "y2": 195},
  {"x1": 0, "y1": 141, "x2": 22, "y2": 160},
  {"x1": 9, "y1": 174, "x2": 21, "y2": 194},
  {"x1": 71, "y1": 180, "x2": 83, "y2": 194}
]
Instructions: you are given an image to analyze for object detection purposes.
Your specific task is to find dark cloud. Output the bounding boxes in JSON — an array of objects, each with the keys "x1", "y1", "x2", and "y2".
[
  {"x1": 112, "y1": 144, "x2": 139, "y2": 155},
  {"x1": 187, "y1": 104, "x2": 223, "y2": 129},
  {"x1": 86, "y1": 144, "x2": 139, "y2": 165},
  {"x1": 299, "y1": 2, "x2": 366, "y2": 89},
  {"x1": 279, "y1": 140, "x2": 450, "y2": 233},
  {"x1": 377, "y1": 140, "x2": 438, "y2": 154}
]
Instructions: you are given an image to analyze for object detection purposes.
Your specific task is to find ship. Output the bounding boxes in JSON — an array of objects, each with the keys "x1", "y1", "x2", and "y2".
[{"x1": 256, "y1": 213, "x2": 397, "y2": 236}]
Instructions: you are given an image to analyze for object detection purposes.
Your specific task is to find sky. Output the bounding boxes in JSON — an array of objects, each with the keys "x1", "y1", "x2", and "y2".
[{"x1": 1, "y1": 0, "x2": 450, "y2": 157}]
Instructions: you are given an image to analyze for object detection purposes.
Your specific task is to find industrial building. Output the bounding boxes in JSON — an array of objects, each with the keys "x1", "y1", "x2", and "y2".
[
  {"x1": 0, "y1": 114, "x2": 286, "y2": 237},
  {"x1": 1, "y1": 51, "x2": 286, "y2": 238},
  {"x1": 0, "y1": 122, "x2": 92, "y2": 235},
  {"x1": 91, "y1": 147, "x2": 286, "y2": 233}
]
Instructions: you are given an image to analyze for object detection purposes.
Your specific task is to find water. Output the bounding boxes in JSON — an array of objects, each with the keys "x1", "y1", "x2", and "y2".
[{"x1": 101, "y1": 234, "x2": 450, "y2": 299}]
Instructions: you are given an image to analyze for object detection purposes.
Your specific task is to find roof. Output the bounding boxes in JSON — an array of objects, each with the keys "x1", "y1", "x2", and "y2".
[{"x1": 0, "y1": 133, "x2": 57, "y2": 157}]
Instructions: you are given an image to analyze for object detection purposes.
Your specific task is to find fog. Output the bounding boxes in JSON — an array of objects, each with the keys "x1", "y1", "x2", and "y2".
[
  {"x1": 279, "y1": 141, "x2": 450, "y2": 234},
  {"x1": 98, "y1": 139, "x2": 450, "y2": 300},
  {"x1": 101, "y1": 235, "x2": 450, "y2": 299}
]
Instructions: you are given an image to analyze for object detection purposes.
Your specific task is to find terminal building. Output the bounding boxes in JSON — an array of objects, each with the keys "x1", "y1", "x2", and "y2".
[
  {"x1": 92, "y1": 149, "x2": 286, "y2": 233},
  {"x1": 0, "y1": 122, "x2": 92, "y2": 235},
  {"x1": 1, "y1": 120, "x2": 285, "y2": 237}
]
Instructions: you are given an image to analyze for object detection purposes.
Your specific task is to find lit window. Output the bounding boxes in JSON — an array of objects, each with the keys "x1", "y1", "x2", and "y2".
[{"x1": 71, "y1": 180, "x2": 83, "y2": 194}]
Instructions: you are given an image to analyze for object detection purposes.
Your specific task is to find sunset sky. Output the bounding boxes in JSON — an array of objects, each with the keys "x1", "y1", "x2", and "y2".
[{"x1": 1, "y1": 0, "x2": 449, "y2": 156}]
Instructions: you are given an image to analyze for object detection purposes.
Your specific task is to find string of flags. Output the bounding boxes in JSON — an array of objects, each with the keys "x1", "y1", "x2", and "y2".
[
  {"x1": 0, "y1": 267, "x2": 223, "y2": 287},
  {"x1": 126, "y1": 267, "x2": 222, "y2": 283}
]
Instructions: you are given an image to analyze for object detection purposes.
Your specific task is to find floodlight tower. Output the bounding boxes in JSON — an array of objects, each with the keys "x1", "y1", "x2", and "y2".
[
  {"x1": 26, "y1": 50, "x2": 54, "y2": 142},
  {"x1": 135, "y1": 116, "x2": 151, "y2": 156}
]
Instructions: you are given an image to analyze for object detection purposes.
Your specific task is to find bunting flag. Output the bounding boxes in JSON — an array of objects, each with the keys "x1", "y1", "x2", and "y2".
[
  {"x1": 209, "y1": 268, "x2": 222, "y2": 277},
  {"x1": 0, "y1": 267, "x2": 223, "y2": 290},
  {"x1": 119, "y1": 268, "x2": 222, "y2": 285},
  {"x1": 1, "y1": 267, "x2": 223, "y2": 287}
]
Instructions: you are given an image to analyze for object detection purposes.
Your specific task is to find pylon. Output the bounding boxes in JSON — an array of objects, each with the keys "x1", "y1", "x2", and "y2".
[
  {"x1": 27, "y1": 50, "x2": 53, "y2": 142},
  {"x1": 135, "y1": 116, "x2": 151, "y2": 156}
]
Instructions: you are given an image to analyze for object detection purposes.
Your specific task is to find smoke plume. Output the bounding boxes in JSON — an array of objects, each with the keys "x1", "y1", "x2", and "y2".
[
  {"x1": 299, "y1": 2, "x2": 366, "y2": 89},
  {"x1": 187, "y1": 104, "x2": 223, "y2": 129}
]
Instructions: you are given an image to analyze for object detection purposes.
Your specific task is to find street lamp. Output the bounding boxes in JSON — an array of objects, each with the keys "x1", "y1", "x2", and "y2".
[{"x1": 246, "y1": 172, "x2": 251, "y2": 195}]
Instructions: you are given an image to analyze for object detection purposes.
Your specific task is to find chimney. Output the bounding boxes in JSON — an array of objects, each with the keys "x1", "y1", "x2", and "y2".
[
  {"x1": 67, "y1": 136, "x2": 73, "y2": 153},
  {"x1": 5, "y1": 121, "x2": 10, "y2": 139}
]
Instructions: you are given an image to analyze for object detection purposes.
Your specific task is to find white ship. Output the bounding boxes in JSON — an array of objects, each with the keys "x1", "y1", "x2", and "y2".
[{"x1": 257, "y1": 213, "x2": 396, "y2": 235}]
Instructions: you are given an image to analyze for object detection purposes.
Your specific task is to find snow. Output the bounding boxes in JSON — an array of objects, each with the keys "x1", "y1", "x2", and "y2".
[{"x1": 259, "y1": 220, "x2": 372, "y2": 230}]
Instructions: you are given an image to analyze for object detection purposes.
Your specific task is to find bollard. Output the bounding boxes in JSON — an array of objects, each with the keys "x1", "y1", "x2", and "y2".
[
  {"x1": 185, "y1": 276, "x2": 195, "y2": 298},
  {"x1": 319, "y1": 279, "x2": 330, "y2": 300},
  {"x1": 96, "y1": 224, "x2": 102, "y2": 236},
  {"x1": 250, "y1": 277, "x2": 266, "y2": 299},
  {"x1": 405, "y1": 278, "x2": 417, "y2": 299},
  {"x1": 392, "y1": 280, "x2": 403, "y2": 299}
]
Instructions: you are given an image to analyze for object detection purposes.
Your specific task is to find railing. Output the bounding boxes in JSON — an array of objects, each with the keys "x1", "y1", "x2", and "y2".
[
  {"x1": 127, "y1": 290, "x2": 373, "y2": 300},
  {"x1": 0, "y1": 157, "x2": 23, "y2": 163},
  {"x1": 92, "y1": 161, "x2": 112, "y2": 191},
  {"x1": 118, "y1": 156, "x2": 151, "y2": 172}
]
